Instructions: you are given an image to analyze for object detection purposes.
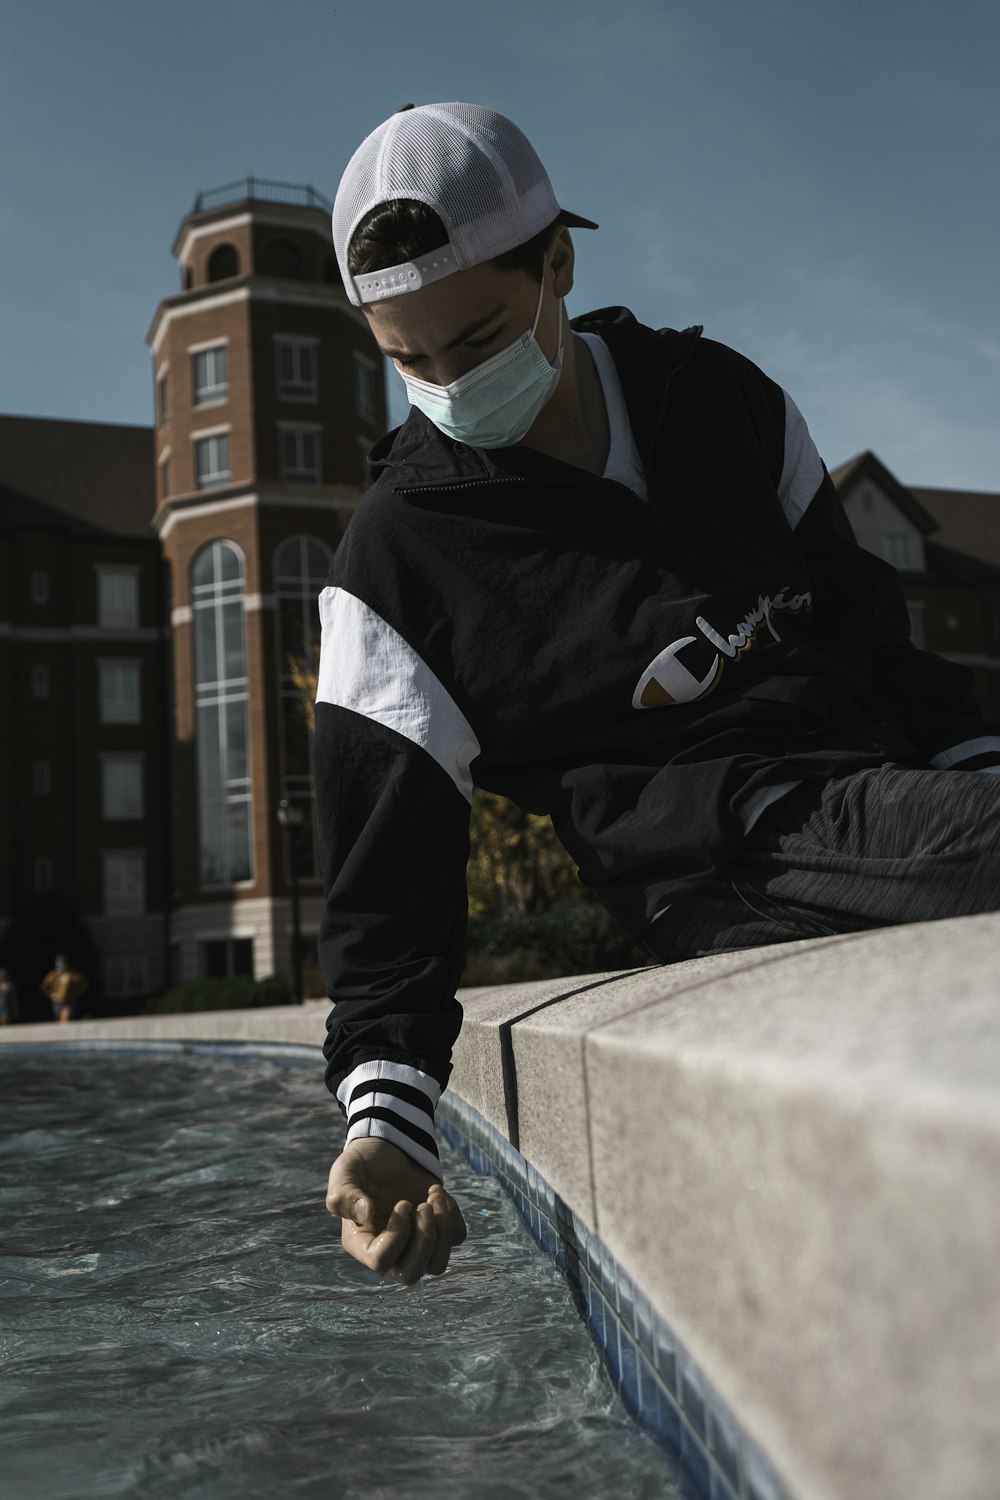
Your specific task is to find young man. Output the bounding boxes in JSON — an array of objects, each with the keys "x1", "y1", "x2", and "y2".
[{"x1": 316, "y1": 102, "x2": 1000, "y2": 1287}]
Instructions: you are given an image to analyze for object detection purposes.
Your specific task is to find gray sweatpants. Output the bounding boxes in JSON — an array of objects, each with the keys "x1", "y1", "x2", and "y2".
[{"x1": 644, "y1": 764, "x2": 1000, "y2": 962}]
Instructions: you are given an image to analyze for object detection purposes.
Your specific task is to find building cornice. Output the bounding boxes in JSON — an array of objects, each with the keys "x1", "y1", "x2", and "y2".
[
  {"x1": 147, "y1": 280, "x2": 369, "y2": 354},
  {"x1": 154, "y1": 486, "x2": 361, "y2": 541}
]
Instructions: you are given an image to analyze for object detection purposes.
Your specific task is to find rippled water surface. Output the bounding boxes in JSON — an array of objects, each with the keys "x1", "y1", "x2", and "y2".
[{"x1": 0, "y1": 1051, "x2": 680, "y2": 1499}]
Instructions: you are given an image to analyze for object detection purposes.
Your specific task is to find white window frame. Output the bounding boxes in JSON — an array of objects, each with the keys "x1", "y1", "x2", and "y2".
[
  {"x1": 190, "y1": 339, "x2": 229, "y2": 407},
  {"x1": 99, "y1": 658, "x2": 142, "y2": 725},
  {"x1": 33, "y1": 760, "x2": 52, "y2": 795},
  {"x1": 101, "y1": 753, "x2": 145, "y2": 820},
  {"x1": 97, "y1": 565, "x2": 140, "y2": 630},
  {"x1": 353, "y1": 351, "x2": 378, "y2": 424},
  {"x1": 31, "y1": 664, "x2": 50, "y2": 699},
  {"x1": 160, "y1": 447, "x2": 171, "y2": 501},
  {"x1": 194, "y1": 427, "x2": 231, "y2": 491},
  {"x1": 275, "y1": 335, "x2": 319, "y2": 402},
  {"x1": 882, "y1": 533, "x2": 912, "y2": 571},
  {"x1": 906, "y1": 599, "x2": 926, "y2": 649},
  {"x1": 102, "y1": 850, "x2": 146, "y2": 916},
  {"x1": 31, "y1": 571, "x2": 49, "y2": 604},
  {"x1": 278, "y1": 422, "x2": 322, "y2": 483}
]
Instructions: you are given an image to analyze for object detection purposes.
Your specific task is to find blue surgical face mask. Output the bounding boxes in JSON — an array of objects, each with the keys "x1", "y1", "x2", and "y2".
[{"x1": 398, "y1": 270, "x2": 564, "y2": 448}]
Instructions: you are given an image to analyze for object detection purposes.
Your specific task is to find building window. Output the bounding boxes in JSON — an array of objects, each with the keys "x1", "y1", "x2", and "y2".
[
  {"x1": 195, "y1": 431, "x2": 231, "y2": 490},
  {"x1": 192, "y1": 345, "x2": 228, "y2": 406},
  {"x1": 274, "y1": 535, "x2": 333, "y2": 879},
  {"x1": 882, "y1": 534, "x2": 912, "y2": 571},
  {"x1": 279, "y1": 426, "x2": 321, "y2": 483},
  {"x1": 105, "y1": 955, "x2": 149, "y2": 997},
  {"x1": 33, "y1": 760, "x2": 52, "y2": 795},
  {"x1": 102, "y1": 756, "x2": 144, "y2": 819},
  {"x1": 275, "y1": 338, "x2": 318, "y2": 401},
  {"x1": 99, "y1": 660, "x2": 141, "y2": 724},
  {"x1": 261, "y1": 239, "x2": 303, "y2": 279},
  {"x1": 103, "y1": 852, "x2": 145, "y2": 915},
  {"x1": 353, "y1": 354, "x2": 378, "y2": 424},
  {"x1": 157, "y1": 370, "x2": 169, "y2": 425},
  {"x1": 161, "y1": 454, "x2": 171, "y2": 500},
  {"x1": 906, "y1": 600, "x2": 926, "y2": 649},
  {"x1": 30, "y1": 571, "x2": 49, "y2": 604},
  {"x1": 31, "y1": 664, "x2": 50, "y2": 699},
  {"x1": 34, "y1": 857, "x2": 53, "y2": 892},
  {"x1": 98, "y1": 568, "x2": 140, "y2": 630},
  {"x1": 202, "y1": 937, "x2": 254, "y2": 978},
  {"x1": 207, "y1": 244, "x2": 239, "y2": 282},
  {"x1": 191, "y1": 540, "x2": 253, "y2": 886}
]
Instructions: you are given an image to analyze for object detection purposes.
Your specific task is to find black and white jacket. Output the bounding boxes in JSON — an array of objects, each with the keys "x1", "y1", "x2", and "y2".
[{"x1": 313, "y1": 306, "x2": 1000, "y2": 1180}]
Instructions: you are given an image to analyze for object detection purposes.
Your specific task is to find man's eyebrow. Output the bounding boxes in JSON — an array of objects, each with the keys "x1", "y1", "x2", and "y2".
[{"x1": 382, "y1": 304, "x2": 507, "y2": 362}]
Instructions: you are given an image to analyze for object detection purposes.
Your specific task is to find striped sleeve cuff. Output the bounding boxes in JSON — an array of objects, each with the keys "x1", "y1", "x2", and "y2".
[
  {"x1": 929, "y1": 736, "x2": 1000, "y2": 773},
  {"x1": 335, "y1": 1060, "x2": 444, "y2": 1182}
]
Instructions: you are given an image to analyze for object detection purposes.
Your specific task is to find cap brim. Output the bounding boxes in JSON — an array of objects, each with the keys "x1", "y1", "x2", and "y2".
[{"x1": 559, "y1": 209, "x2": 599, "y2": 230}]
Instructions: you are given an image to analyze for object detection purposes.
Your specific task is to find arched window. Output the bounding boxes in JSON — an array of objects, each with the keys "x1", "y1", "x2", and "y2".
[
  {"x1": 274, "y1": 535, "x2": 333, "y2": 878},
  {"x1": 207, "y1": 244, "x2": 239, "y2": 282},
  {"x1": 262, "y1": 239, "x2": 303, "y2": 280},
  {"x1": 191, "y1": 540, "x2": 253, "y2": 886}
]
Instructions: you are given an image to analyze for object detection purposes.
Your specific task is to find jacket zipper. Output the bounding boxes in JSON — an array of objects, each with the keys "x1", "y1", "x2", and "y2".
[{"x1": 641, "y1": 326, "x2": 703, "y2": 534}]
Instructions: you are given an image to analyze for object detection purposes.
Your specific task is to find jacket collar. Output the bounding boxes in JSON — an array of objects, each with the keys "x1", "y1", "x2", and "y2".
[{"x1": 366, "y1": 307, "x2": 702, "y2": 495}]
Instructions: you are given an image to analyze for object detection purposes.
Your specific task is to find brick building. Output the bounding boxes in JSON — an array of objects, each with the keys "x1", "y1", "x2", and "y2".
[{"x1": 1, "y1": 180, "x2": 386, "y2": 1009}]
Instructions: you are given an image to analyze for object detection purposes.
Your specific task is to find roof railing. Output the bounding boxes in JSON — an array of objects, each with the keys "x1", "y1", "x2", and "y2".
[{"x1": 191, "y1": 178, "x2": 333, "y2": 215}]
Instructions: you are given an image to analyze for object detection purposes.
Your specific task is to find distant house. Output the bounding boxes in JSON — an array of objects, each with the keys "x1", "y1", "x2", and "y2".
[{"x1": 831, "y1": 451, "x2": 1000, "y2": 722}]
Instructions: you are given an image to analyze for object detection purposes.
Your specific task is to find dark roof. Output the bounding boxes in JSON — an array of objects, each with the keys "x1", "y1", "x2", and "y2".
[
  {"x1": 925, "y1": 538, "x2": 1000, "y2": 585},
  {"x1": 0, "y1": 415, "x2": 155, "y2": 539},
  {"x1": 830, "y1": 450, "x2": 939, "y2": 534},
  {"x1": 908, "y1": 486, "x2": 1000, "y2": 570}
]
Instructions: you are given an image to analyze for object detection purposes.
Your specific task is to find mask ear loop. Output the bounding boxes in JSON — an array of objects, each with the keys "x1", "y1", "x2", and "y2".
[{"x1": 531, "y1": 251, "x2": 564, "y2": 367}]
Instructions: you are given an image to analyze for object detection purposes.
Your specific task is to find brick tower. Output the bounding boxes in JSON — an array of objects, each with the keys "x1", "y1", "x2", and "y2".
[{"x1": 146, "y1": 179, "x2": 386, "y2": 983}]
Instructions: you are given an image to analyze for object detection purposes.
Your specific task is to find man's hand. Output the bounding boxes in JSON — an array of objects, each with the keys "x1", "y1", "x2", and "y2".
[{"x1": 326, "y1": 1137, "x2": 467, "y2": 1285}]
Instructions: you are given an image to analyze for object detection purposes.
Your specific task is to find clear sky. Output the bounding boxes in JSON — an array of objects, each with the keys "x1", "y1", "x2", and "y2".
[{"x1": 2, "y1": 0, "x2": 998, "y2": 489}]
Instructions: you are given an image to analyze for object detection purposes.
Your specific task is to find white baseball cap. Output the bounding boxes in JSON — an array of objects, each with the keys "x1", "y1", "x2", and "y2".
[{"x1": 332, "y1": 101, "x2": 598, "y2": 307}]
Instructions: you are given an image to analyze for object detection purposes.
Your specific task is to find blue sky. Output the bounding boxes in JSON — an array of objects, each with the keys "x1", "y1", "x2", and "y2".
[{"x1": 1, "y1": 0, "x2": 997, "y2": 489}]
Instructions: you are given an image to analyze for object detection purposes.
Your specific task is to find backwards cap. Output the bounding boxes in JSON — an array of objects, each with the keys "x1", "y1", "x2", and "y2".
[{"x1": 332, "y1": 101, "x2": 597, "y2": 307}]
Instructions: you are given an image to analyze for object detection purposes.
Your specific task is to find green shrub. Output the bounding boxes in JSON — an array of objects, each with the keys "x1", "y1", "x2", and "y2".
[
  {"x1": 148, "y1": 975, "x2": 294, "y2": 1015},
  {"x1": 463, "y1": 901, "x2": 652, "y2": 984}
]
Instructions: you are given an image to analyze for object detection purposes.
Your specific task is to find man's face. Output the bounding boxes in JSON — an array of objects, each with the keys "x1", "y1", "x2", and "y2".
[{"x1": 363, "y1": 255, "x2": 557, "y2": 390}]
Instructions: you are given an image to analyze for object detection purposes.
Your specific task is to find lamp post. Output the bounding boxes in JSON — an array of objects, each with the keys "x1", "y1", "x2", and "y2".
[{"x1": 276, "y1": 797, "x2": 305, "y2": 1005}]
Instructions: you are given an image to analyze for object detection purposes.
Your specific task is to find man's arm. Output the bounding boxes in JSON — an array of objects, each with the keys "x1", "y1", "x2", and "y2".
[
  {"x1": 743, "y1": 362, "x2": 1000, "y2": 772},
  {"x1": 313, "y1": 581, "x2": 479, "y2": 1279},
  {"x1": 793, "y1": 464, "x2": 1000, "y2": 771}
]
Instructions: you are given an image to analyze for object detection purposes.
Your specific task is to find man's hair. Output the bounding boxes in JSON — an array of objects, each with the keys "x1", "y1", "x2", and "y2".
[{"x1": 347, "y1": 198, "x2": 562, "y2": 283}]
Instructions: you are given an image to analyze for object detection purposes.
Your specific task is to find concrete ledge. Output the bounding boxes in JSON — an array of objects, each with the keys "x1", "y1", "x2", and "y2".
[
  {"x1": 4, "y1": 912, "x2": 999, "y2": 1500},
  {"x1": 451, "y1": 913, "x2": 1000, "y2": 1500}
]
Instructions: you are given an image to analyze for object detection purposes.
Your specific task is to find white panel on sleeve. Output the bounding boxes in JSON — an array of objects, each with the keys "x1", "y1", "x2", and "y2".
[
  {"x1": 778, "y1": 390, "x2": 825, "y2": 529},
  {"x1": 317, "y1": 585, "x2": 480, "y2": 803},
  {"x1": 930, "y1": 736, "x2": 1000, "y2": 769}
]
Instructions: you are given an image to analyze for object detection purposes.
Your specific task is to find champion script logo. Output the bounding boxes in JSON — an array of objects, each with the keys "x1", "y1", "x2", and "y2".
[{"x1": 633, "y1": 587, "x2": 812, "y2": 709}]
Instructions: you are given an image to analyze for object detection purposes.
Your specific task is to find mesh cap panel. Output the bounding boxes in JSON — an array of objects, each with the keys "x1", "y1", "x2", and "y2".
[{"x1": 332, "y1": 102, "x2": 595, "y2": 305}]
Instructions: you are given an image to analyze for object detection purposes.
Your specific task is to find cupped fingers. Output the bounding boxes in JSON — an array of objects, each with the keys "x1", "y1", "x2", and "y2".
[
  {"x1": 424, "y1": 1186, "x2": 461, "y2": 1275},
  {"x1": 344, "y1": 1201, "x2": 414, "y2": 1273},
  {"x1": 389, "y1": 1201, "x2": 438, "y2": 1286}
]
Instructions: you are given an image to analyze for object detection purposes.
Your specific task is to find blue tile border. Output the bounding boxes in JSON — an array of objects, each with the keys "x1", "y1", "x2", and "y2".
[
  {"x1": 437, "y1": 1089, "x2": 800, "y2": 1500},
  {"x1": 2, "y1": 1039, "x2": 797, "y2": 1500}
]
